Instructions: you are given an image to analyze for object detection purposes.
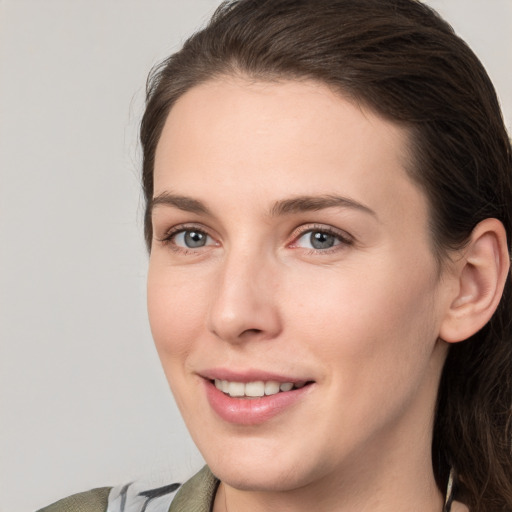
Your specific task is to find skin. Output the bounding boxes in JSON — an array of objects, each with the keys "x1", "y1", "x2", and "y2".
[{"x1": 148, "y1": 77, "x2": 469, "y2": 511}]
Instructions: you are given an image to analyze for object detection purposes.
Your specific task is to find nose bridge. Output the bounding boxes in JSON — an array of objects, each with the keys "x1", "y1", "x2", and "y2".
[{"x1": 207, "y1": 242, "x2": 281, "y2": 342}]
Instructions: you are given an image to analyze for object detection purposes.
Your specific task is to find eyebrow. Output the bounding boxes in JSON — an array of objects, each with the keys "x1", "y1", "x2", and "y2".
[
  {"x1": 150, "y1": 192, "x2": 376, "y2": 218},
  {"x1": 269, "y1": 194, "x2": 377, "y2": 218},
  {"x1": 150, "y1": 192, "x2": 211, "y2": 215}
]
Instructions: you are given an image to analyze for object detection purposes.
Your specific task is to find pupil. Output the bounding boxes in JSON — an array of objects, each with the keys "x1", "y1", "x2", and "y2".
[
  {"x1": 310, "y1": 231, "x2": 335, "y2": 249},
  {"x1": 184, "y1": 231, "x2": 206, "y2": 248}
]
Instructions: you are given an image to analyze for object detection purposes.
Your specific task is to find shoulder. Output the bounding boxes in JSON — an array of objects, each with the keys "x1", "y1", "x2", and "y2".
[
  {"x1": 36, "y1": 487, "x2": 111, "y2": 512},
  {"x1": 108, "y1": 480, "x2": 181, "y2": 512},
  {"x1": 36, "y1": 466, "x2": 218, "y2": 512},
  {"x1": 169, "y1": 466, "x2": 219, "y2": 511},
  {"x1": 108, "y1": 466, "x2": 218, "y2": 512}
]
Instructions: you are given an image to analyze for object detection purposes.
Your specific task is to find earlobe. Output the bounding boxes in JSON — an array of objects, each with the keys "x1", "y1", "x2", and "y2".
[{"x1": 439, "y1": 218, "x2": 510, "y2": 344}]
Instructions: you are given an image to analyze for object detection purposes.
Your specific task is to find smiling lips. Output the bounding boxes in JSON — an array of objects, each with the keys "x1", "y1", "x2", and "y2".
[{"x1": 204, "y1": 375, "x2": 313, "y2": 425}]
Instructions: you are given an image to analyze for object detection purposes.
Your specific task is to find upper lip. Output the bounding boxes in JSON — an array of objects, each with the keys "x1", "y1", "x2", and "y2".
[{"x1": 199, "y1": 368, "x2": 313, "y2": 384}]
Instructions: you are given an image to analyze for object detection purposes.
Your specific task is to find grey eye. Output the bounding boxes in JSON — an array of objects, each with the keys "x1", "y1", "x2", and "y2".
[
  {"x1": 309, "y1": 231, "x2": 337, "y2": 249},
  {"x1": 294, "y1": 228, "x2": 346, "y2": 251},
  {"x1": 174, "y1": 230, "x2": 211, "y2": 248},
  {"x1": 184, "y1": 230, "x2": 207, "y2": 248}
]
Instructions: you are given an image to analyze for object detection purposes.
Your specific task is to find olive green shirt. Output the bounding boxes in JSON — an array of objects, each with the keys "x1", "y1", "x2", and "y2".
[{"x1": 37, "y1": 466, "x2": 219, "y2": 512}]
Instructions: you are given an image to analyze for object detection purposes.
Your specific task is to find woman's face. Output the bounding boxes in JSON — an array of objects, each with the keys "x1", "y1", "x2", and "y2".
[{"x1": 148, "y1": 78, "x2": 453, "y2": 492}]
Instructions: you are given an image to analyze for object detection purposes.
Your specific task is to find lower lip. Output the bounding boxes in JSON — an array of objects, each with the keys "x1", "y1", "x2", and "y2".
[{"x1": 204, "y1": 379, "x2": 313, "y2": 425}]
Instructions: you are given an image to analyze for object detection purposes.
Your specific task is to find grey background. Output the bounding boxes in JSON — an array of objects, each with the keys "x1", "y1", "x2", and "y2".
[{"x1": 0, "y1": 1, "x2": 510, "y2": 511}]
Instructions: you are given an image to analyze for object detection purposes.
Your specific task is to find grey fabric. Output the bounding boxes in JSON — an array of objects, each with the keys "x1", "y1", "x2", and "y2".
[
  {"x1": 108, "y1": 480, "x2": 181, "y2": 512},
  {"x1": 36, "y1": 487, "x2": 111, "y2": 512}
]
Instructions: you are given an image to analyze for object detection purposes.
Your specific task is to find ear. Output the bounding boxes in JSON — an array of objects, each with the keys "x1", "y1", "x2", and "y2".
[{"x1": 439, "y1": 218, "x2": 510, "y2": 343}]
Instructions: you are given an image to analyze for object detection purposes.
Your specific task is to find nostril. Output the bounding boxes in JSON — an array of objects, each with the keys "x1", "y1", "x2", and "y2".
[{"x1": 241, "y1": 328, "x2": 263, "y2": 336}]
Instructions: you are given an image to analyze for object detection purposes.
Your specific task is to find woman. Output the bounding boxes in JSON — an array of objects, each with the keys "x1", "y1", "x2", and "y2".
[{"x1": 40, "y1": 0, "x2": 512, "y2": 511}]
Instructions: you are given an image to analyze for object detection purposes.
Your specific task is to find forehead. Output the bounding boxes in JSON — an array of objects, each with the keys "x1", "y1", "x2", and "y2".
[
  {"x1": 153, "y1": 77, "x2": 427, "y2": 232},
  {"x1": 157, "y1": 77, "x2": 409, "y2": 157}
]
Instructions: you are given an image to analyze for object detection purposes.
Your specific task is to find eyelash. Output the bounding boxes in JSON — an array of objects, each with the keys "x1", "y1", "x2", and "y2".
[
  {"x1": 158, "y1": 224, "x2": 216, "y2": 254},
  {"x1": 157, "y1": 223, "x2": 353, "y2": 255},
  {"x1": 289, "y1": 224, "x2": 353, "y2": 254}
]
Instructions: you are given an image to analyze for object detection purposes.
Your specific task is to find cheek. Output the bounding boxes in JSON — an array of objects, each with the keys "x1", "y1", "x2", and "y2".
[
  {"x1": 292, "y1": 259, "x2": 440, "y2": 376},
  {"x1": 147, "y1": 263, "x2": 209, "y2": 360},
  {"x1": 294, "y1": 264, "x2": 441, "y2": 434},
  {"x1": 146, "y1": 265, "x2": 211, "y2": 422}
]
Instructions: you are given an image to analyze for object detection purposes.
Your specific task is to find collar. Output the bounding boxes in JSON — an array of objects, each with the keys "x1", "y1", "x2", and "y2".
[{"x1": 169, "y1": 466, "x2": 219, "y2": 512}]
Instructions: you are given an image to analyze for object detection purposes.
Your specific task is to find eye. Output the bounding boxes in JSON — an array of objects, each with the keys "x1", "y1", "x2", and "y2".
[
  {"x1": 173, "y1": 229, "x2": 212, "y2": 248},
  {"x1": 159, "y1": 226, "x2": 217, "y2": 252},
  {"x1": 291, "y1": 226, "x2": 352, "y2": 252},
  {"x1": 299, "y1": 231, "x2": 339, "y2": 250}
]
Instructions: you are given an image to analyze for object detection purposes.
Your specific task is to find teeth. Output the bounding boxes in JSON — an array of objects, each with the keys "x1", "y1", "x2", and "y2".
[
  {"x1": 214, "y1": 379, "x2": 303, "y2": 397},
  {"x1": 279, "y1": 382, "x2": 293, "y2": 392},
  {"x1": 245, "y1": 381, "x2": 265, "y2": 397},
  {"x1": 264, "y1": 381, "x2": 280, "y2": 395},
  {"x1": 228, "y1": 382, "x2": 245, "y2": 397}
]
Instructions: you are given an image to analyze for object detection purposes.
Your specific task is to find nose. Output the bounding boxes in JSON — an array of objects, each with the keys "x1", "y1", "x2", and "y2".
[{"x1": 207, "y1": 250, "x2": 282, "y2": 344}]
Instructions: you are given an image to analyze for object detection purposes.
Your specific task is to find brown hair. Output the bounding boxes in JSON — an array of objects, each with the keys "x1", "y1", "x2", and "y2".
[{"x1": 140, "y1": 1, "x2": 512, "y2": 509}]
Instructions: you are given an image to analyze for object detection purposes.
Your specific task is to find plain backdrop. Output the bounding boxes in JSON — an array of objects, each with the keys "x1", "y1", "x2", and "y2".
[{"x1": 0, "y1": 1, "x2": 510, "y2": 511}]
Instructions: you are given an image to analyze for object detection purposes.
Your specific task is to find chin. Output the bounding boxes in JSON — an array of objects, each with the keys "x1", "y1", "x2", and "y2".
[
  {"x1": 208, "y1": 459, "x2": 312, "y2": 492},
  {"x1": 196, "y1": 435, "x2": 327, "y2": 493}
]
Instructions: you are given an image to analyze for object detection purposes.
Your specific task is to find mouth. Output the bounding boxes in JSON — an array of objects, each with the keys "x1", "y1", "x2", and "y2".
[
  {"x1": 202, "y1": 373, "x2": 315, "y2": 425},
  {"x1": 212, "y1": 379, "x2": 310, "y2": 398}
]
